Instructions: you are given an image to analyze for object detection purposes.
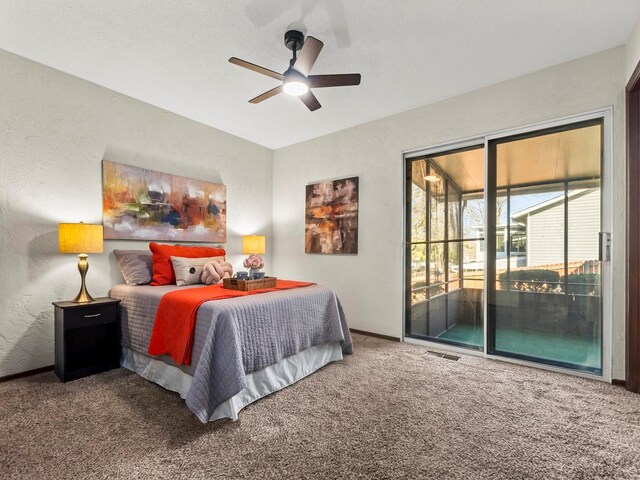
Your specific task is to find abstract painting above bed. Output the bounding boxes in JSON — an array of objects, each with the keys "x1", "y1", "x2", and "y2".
[{"x1": 102, "y1": 160, "x2": 226, "y2": 242}]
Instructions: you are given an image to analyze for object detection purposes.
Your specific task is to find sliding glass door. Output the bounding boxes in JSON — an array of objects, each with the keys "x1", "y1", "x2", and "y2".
[
  {"x1": 487, "y1": 119, "x2": 603, "y2": 374},
  {"x1": 405, "y1": 115, "x2": 606, "y2": 375},
  {"x1": 405, "y1": 145, "x2": 485, "y2": 350}
]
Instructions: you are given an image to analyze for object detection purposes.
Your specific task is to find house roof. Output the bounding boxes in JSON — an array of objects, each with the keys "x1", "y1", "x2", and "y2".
[{"x1": 511, "y1": 189, "x2": 590, "y2": 220}]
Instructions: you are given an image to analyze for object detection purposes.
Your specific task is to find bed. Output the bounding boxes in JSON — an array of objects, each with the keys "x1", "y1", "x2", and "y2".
[{"x1": 109, "y1": 283, "x2": 352, "y2": 422}]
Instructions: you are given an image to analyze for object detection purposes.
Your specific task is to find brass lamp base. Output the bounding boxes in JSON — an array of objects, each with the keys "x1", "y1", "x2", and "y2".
[{"x1": 72, "y1": 253, "x2": 95, "y2": 303}]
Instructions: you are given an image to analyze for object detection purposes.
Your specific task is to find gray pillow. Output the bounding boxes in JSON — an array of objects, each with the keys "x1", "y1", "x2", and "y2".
[{"x1": 113, "y1": 250, "x2": 153, "y2": 285}]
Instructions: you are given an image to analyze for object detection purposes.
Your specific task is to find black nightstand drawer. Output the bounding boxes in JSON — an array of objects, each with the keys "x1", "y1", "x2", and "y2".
[
  {"x1": 63, "y1": 303, "x2": 118, "y2": 329},
  {"x1": 53, "y1": 297, "x2": 121, "y2": 382}
]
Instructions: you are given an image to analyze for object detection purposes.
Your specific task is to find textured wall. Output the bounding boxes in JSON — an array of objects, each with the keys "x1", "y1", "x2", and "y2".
[
  {"x1": 0, "y1": 44, "x2": 631, "y2": 380},
  {"x1": 273, "y1": 47, "x2": 626, "y2": 380},
  {"x1": 0, "y1": 49, "x2": 273, "y2": 377}
]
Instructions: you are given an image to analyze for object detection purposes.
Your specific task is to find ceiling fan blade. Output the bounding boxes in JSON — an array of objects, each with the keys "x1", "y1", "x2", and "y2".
[
  {"x1": 229, "y1": 57, "x2": 284, "y2": 81},
  {"x1": 299, "y1": 90, "x2": 321, "y2": 111},
  {"x1": 292, "y1": 36, "x2": 324, "y2": 77},
  {"x1": 308, "y1": 73, "x2": 361, "y2": 88},
  {"x1": 249, "y1": 85, "x2": 284, "y2": 104}
]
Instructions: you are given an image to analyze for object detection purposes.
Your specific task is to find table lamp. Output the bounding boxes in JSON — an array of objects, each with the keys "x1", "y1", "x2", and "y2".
[
  {"x1": 242, "y1": 235, "x2": 266, "y2": 274},
  {"x1": 58, "y1": 222, "x2": 104, "y2": 303},
  {"x1": 242, "y1": 235, "x2": 266, "y2": 256}
]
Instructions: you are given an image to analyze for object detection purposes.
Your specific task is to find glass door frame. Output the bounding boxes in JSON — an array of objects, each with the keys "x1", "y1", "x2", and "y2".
[
  {"x1": 402, "y1": 108, "x2": 613, "y2": 381},
  {"x1": 486, "y1": 117, "x2": 605, "y2": 375},
  {"x1": 403, "y1": 138, "x2": 487, "y2": 354}
]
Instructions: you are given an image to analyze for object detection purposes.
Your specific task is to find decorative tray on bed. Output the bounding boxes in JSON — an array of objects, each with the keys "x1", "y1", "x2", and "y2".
[{"x1": 222, "y1": 276, "x2": 277, "y2": 291}]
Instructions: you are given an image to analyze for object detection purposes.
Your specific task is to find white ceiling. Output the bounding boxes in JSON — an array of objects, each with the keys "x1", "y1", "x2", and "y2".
[{"x1": 1, "y1": 1, "x2": 639, "y2": 149}]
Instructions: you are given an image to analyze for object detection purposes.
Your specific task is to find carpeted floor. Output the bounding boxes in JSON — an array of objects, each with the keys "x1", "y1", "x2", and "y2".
[{"x1": 1, "y1": 334, "x2": 640, "y2": 479}]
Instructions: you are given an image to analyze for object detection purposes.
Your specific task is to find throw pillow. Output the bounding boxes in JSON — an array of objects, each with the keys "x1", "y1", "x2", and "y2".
[
  {"x1": 113, "y1": 249, "x2": 153, "y2": 285},
  {"x1": 149, "y1": 242, "x2": 226, "y2": 285}
]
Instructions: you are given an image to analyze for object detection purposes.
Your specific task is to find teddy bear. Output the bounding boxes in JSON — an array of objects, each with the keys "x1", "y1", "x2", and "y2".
[{"x1": 201, "y1": 260, "x2": 233, "y2": 285}]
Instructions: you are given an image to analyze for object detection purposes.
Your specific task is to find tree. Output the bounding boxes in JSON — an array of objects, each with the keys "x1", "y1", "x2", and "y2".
[{"x1": 463, "y1": 197, "x2": 506, "y2": 233}]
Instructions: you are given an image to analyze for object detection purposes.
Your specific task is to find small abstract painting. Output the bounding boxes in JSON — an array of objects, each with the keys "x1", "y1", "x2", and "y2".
[
  {"x1": 102, "y1": 160, "x2": 226, "y2": 242},
  {"x1": 305, "y1": 176, "x2": 358, "y2": 254}
]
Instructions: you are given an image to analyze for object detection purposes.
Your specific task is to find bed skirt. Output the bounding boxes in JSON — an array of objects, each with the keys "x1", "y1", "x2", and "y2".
[{"x1": 121, "y1": 342, "x2": 343, "y2": 422}]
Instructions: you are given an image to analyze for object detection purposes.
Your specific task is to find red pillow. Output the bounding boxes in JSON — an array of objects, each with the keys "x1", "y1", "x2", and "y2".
[{"x1": 149, "y1": 242, "x2": 226, "y2": 285}]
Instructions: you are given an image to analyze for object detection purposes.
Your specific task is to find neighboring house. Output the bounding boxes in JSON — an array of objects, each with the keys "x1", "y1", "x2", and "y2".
[
  {"x1": 511, "y1": 188, "x2": 600, "y2": 267},
  {"x1": 471, "y1": 224, "x2": 527, "y2": 270},
  {"x1": 468, "y1": 188, "x2": 600, "y2": 269}
]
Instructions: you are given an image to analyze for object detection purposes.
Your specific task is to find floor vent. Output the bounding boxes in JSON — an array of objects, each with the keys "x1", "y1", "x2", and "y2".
[{"x1": 426, "y1": 351, "x2": 460, "y2": 361}]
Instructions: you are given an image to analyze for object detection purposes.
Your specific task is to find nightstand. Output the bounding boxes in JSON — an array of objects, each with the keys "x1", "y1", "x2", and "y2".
[{"x1": 53, "y1": 297, "x2": 120, "y2": 382}]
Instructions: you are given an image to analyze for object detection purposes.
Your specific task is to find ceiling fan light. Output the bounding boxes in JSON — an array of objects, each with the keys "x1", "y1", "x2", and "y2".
[{"x1": 283, "y1": 79, "x2": 309, "y2": 96}]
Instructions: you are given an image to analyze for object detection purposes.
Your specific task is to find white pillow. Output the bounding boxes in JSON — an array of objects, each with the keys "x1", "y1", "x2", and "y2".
[{"x1": 170, "y1": 256, "x2": 225, "y2": 286}]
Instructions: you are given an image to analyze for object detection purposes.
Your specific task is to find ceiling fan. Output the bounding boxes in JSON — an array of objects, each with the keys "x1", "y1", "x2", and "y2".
[{"x1": 229, "y1": 30, "x2": 361, "y2": 111}]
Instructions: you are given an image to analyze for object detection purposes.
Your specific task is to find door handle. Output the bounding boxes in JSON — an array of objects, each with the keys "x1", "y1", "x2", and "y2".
[{"x1": 599, "y1": 232, "x2": 611, "y2": 262}]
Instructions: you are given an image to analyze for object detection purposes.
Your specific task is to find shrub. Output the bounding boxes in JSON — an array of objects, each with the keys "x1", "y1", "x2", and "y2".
[
  {"x1": 561, "y1": 273, "x2": 600, "y2": 296},
  {"x1": 499, "y1": 269, "x2": 560, "y2": 292}
]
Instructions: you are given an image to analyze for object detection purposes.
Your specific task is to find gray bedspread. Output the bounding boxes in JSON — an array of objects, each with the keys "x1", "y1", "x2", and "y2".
[{"x1": 109, "y1": 283, "x2": 352, "y2": 422}]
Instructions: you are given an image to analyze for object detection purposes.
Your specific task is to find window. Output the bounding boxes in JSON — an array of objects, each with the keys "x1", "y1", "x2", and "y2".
[{"x1": 511, "y1": 233, "x2": 527, "y2": 254}]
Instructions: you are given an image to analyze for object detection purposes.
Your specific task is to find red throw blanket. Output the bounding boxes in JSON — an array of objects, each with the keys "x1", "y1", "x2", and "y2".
[{"x1": 148, "y1": 280, "x2": 315, "y2": 365}]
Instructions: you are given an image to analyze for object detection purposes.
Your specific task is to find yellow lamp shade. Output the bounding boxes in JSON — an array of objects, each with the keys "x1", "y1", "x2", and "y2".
[
  {"x1": 58, "y1": 223, "x2": 104, "y2": 254},
  {"x1": 242, "y1": 235, "x2": 265, "y2": 254}
]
